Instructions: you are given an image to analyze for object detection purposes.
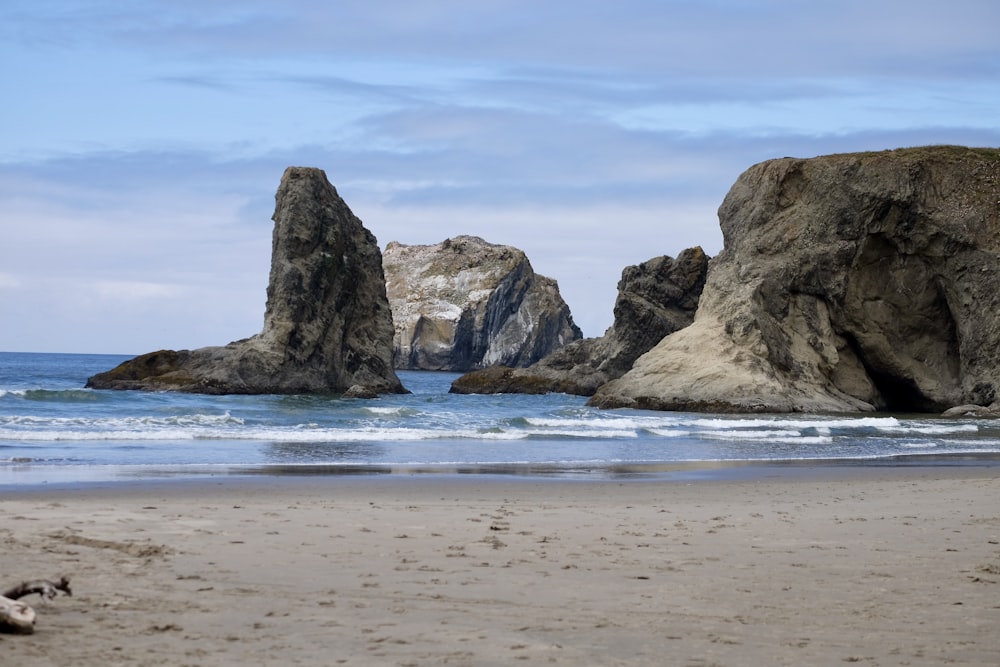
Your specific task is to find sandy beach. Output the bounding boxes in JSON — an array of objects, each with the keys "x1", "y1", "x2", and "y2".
[{"x1": 2, "y1": 465, "x2": 999, "y2": 666}]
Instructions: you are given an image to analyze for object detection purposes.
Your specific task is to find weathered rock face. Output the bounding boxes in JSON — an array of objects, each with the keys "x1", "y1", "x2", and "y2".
[
  {"x1": 450, "y1": 247, "x2": 709, "y2": 395},
  {"x1": 86, "y1": 167, "x2": 405, "y2": 395},
  {"x1": 590, "y1": 146, "x2": 1000, "y2": 413},
  {"x1": 383, "y1": 236, "x2": 582, "y2": 371}
]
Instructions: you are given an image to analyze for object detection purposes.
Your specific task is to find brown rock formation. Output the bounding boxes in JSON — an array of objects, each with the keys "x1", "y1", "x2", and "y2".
[{"x1": 590, "y1": 146, "x2": 1000, "y2": 413}]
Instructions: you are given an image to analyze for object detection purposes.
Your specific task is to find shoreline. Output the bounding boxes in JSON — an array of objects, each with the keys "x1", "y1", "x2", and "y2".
[
  {"x1": 4, "y1": 456, "x2": 1000, "y2": 501},
  {"x1": 3, "y1": 464, "x2": 999, "y2": 665},
  {"x1": 3, "y1": 450, "x2": 1000, "y2": 491}
]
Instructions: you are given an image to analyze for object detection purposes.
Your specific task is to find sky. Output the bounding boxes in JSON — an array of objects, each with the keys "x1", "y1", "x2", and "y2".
[{"x1": 2, "y1": 1, "x2": 998, "y2": 354}]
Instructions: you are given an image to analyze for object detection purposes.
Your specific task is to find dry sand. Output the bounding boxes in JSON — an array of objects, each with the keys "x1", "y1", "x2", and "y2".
[{"x1": 2, "y1": 466, "x2": 999, "y2": 666}]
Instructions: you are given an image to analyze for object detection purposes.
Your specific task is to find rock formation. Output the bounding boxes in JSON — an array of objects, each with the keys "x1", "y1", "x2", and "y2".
[
  {"x1": 450, "y1": 247, "x2": 709, "y2": 395},
  {"x1": 383, "y1": 236, "x2": 582, "y2": 371},
  {"x1": 590, "y1": 146, "x2": 1000, "y2": 413},
  {"x1": 87, "y1": 167, "x2": 406, "y2": 396}
]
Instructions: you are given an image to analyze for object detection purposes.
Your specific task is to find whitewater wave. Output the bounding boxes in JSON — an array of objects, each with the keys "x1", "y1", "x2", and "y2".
[
  {"x1": 364, "y1": 406, "x2": 420, "y2": 417},
  {"x1": 645, "y1": 428, "x2": 834, "y2": 445},
  {"x1": 518, "y1": 429, "x2": 639, "y2": 440},
  {"x1": 879, "y1": 423, "x2": 979, "y2": 435},
  {"x1": 524, "y1": 416, "x2": 676, "y2": 430},
  {"x1": 0, "y1": 412, "x2": 245, "y2": 429},
  {"x1": 1, "y1": 409, "x2": 984, "y2": 446},
  {"x1": 0, "y1": 423, "x2": 646, "y2": 443},
  {"x1": 679, "y1": 416, "x2": 904, "y2": 430},
  {"x1": 1, "y1": 388, "x2": 108, "y2": 402}
]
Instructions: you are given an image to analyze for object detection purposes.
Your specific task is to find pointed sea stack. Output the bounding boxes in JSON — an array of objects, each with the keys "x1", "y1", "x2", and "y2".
[{"x1": 86, "y1": 167, "x2": 406, "y2": 396}]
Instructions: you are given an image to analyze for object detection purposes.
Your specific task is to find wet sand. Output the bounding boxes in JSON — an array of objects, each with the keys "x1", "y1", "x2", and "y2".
[{"x1": 2, "y1": 466, "x2": 999, "y2": 665}]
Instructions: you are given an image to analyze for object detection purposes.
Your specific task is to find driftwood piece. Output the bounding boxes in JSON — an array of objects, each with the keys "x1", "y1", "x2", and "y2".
[
  {"x1": 3, "y1": 576, "x2": 73, "y2": 601},
  {"x1": 0, "y1": 577, "x2": 72, "y2": 634},
  {"x1": 0, "y1": 596, "x2": 36, "y2": 633}
]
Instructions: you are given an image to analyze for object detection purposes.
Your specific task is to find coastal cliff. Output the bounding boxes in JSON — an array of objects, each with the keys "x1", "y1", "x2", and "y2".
[
  {"x1": 87, "y1": 167, "x2": 405, "y2": 396},
  {"x1": 450, "y1": 247, "x2": 709, "y2": 395},
  {"x1": 383, "y1": 236, "x2": 581, "y2": 371},
  {"x1": 590, "y1": 146, "x2": 1000, "y2": 413}
]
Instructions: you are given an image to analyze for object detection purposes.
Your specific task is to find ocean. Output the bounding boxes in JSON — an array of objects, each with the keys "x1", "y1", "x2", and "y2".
[{"x1": 2, "y1": 351, "x2": 999, "y2": 485}]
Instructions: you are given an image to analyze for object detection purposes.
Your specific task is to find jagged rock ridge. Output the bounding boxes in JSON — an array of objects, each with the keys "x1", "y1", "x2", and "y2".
[
  {"x1": 87, "y1": 167, "x2": 405, "y2": 396},
  {"x1": 590, "y1": 146, "x2": 1000, "y2": 413},
  {"x1": 450, "y1": 247, "x2": 709, "y2": 395},
  {"x1": 383, "y1": 236, "x2": 582, "y2": 371}
]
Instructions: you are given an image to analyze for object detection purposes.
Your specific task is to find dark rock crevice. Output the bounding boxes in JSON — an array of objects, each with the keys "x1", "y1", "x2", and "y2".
[
  {"x1": 837, "y1": 232, "x2": 963, "y2": 411},
  {"x1": 451, "y1": 247, "x2": 709, "y2": 396}
]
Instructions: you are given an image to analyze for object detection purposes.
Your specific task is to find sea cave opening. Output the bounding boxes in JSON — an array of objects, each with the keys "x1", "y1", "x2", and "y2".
[{"x1": 865, "y1": 367, "x2": 943, "y2": 413}]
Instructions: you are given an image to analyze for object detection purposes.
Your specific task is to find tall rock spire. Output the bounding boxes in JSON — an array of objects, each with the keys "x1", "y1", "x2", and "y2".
[{"x1": 87, "y1": 167, "x2": 405, "y2": 395}]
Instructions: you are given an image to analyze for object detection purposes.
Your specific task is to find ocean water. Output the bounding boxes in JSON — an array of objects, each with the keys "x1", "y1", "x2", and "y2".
[{"x1": 2, "y1": 351, "x2": 999, "y2": 485}]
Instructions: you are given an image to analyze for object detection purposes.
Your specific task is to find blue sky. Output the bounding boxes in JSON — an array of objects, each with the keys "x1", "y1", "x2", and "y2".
[{"x1": 2, "y1": 1, "x2": 998, "y2": 353}]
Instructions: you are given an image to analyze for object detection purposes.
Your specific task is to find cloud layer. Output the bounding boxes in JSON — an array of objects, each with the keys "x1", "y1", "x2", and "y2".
[{"x1": 2, "y1": 1, "x2": 998, "y2": 352}]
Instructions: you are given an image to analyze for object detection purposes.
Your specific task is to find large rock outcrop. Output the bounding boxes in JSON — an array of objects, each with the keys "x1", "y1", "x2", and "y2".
[
  {"x1": 590, "y1": 146, "x2": 1000, "y2": 413},
  {"x1": 87, "y1": 167, "x2": 405, "y2": 395},
  {"x1": 450, "y1": 247, "x2": 709, "y2": 395},
  {"x1": 383, "y1": 236, "x2": 582, "y2": 371}
]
